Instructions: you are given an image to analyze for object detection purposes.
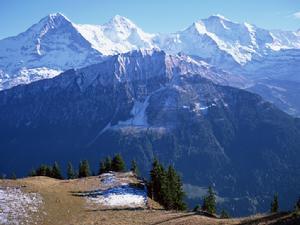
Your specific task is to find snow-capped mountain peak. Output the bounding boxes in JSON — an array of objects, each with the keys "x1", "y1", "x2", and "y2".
[
  {"x1": 43, "y1": 12, "x2": 71, "y2": 25},
  {"x1": 164, "y1": 15, "x2": 298, "y2": 65},
  {"x1": 74, "y1": 15, "x2": 155, "y2": 55},
  {"x1": 204, "y1": 14, "x2": 233, "y2": 27},
  {"x1": 102, "y1": 15, "x2": 150, "y2": 42},
  {"x1": 106, "y1": 15, "x2": 137, "y2": 30},
  {"x1": 0, "y1": 12, "x2": 104, "y2": 90},
  {"x1": 170, "y1": 17, "x2": 257, "y2": 64},
  {"x1": 210, "y1": 14, "x2": 230, "y2": 21},
  {"x1": 28, "y1": 13, "x2": 73, "y2": 37},
  {"x1": 1, "y1": 13, "x2": 300, "y2": 91}
]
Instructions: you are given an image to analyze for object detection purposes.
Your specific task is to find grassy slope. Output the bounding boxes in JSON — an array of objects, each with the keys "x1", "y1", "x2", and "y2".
[{"x1": 0, "y1": 174, "x2": 299, "y2": 225}]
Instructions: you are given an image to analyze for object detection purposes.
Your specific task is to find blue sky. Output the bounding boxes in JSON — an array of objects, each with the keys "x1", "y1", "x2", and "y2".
[{"x1": 0, "y1": 0, "x2": 300, "y2": 39}]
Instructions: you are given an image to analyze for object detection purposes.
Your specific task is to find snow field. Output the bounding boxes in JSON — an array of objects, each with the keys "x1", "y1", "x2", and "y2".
[
  {"x1": 86, "y1": 173, "x2": 147, "y2": 208},
  {"x1": 0, "y1": 187, "x2": 43, "y2": 225}
]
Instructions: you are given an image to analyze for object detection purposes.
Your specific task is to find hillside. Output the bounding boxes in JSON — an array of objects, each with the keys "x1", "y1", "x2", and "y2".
[
  {"x1": 1, "y1": 52, "x2": 298, "y2": 220},
  {"x1": 1, "y1": 50, "x2": 300, "y2": 215},
  {"x1": 0, "y1": 173, "x2": 299, "y2": 225}
]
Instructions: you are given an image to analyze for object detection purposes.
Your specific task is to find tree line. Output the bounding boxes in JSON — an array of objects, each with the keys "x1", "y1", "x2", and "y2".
[
  {"x1": 2, "y1": 154, "x2": 300, "y2": 216},
  {"x1": 28, "y1": 153, "x2": 128, "y2": 179}
]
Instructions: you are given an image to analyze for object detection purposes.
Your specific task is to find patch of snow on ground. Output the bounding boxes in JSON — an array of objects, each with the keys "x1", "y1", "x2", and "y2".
[
  {"x1": 87, "y1": 185, "x2": 147, "y2": 208},
  {"x1": 100, "y1": 172, "x2": 119, "y2": 186},
  {"x1": 0, "y1": 187, "x2": 43, "y2": 225},
  {"x1": 86, "y1": 172, "x2": 147, "y2": 208}
]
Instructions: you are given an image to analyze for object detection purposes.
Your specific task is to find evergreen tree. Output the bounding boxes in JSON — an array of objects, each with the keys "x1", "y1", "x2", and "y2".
[
  {"x1": 67, "y1": 162, "x2": 76, "y2": 179},
  {"x1": 11, "y1": 172, "x2": 17, "y2": 180},
  {"x1": 161, "y1": 166, "x2": 172, "y2": 209},
  {"x1": 78, "y1": 160, "x2": 90, "y2": 178},
  {"x1": 36, "y1": 165, "x2": 46, "y2": 176},
  {"x1": 98, "y1": 157, "x2": 112, "y2": 175},
  {"x1": 98, "y1": 160, "x2": 106, "y2": 175},
  {"x1": 28, "y1": 169, "x2": 37, "y2": 177},
  {"x1": 220, "y1": 209, "x2": 230, "y2": 218},
  {"x1": 148, "y1": 159, "x2": 186, "y2": 210},
  {"x1": 104, "y1": 156, "x2": 112, "y2": 172},
  {"x1": 130, "y1": 159, "x2": 139, "y2": 176},
  {"x1": 164, "y1": 165, "x2": 186, "y2": 210},
  {"x1": 193, "y1": 205, "x2": 201, "y2": 212},
  {"x1": 52, "y1": 161, "x2": 63, "y2": 179},
  {"x1": 36, "y1": 164, "x2": 52, "y2": 177},
  {"x1": 149, "y1": 158, "x2": 165, "y2": 203},
  {"x1": 45, "y1": 166, "x2": 52, "y2": 177},
  {"x1": 111, "y1": 154, "x2": 126, "y2": 172},
  {"x1": 202, "y1": 186, "x2": 216, "y2": 214},
  {"x1": 271, "y1": 193, "x2": 279, "y2": 213}
]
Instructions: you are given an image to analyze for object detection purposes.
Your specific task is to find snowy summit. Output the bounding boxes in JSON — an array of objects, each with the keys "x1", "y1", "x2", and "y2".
[{"x1": 0, "y1": 13, "x2": 300, "y2": 90}]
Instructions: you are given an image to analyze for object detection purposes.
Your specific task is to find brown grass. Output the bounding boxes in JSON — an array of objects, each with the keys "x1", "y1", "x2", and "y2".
[{"x1": 0, "y1": 175, "x2": 299, "y2": 225}]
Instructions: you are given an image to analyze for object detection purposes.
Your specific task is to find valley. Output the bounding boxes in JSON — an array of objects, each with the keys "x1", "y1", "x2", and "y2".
[{"x1": 0, "y1": 9, "x2": 300, "y2": 220}]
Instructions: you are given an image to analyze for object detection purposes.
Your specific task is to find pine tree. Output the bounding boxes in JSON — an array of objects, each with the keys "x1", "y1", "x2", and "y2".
[
  {"x1": 149, "y1": 158, "x2": 165, "y2": 202},
  {"x1": 220, "y1": 209, "x2": 230, "y2": 218},
  {"x1": 67, "y1": 162, "x2": 76, "y2": 179},
  {"x1": 161, "y1": 166, "x2": 172, "y2": 209},
  {"x1": 105, "y1": 156, "x2": 112, "y2": 172},
  {"x1": 52, "y1": 161, "x2": 63, "y2": 179},
  {"x1": 36, "y1": 165, "x2": 46, "y2": 176},
  {"x1": 149, "y1": 159, "x2": 170, "y2": 208},
  {"x1": 271, "y1": 193, "x2": 279, "y2": 213},
  {"x1": 202, "y1": 186, "x2": 216, "y2": 214},
  {"x1": 164, "y1": 165, "x2": 186, "y2": 210},
  {"x1": 172, "y1": 168, "x2": 186, "y2": 210},
  {"x1": 28, "y1": 169, "x2": 37, "y2": 177},
  {"x1": 78, "y1": 160, "x2": 90, "y2": 178},
  {"x1": 193, "y1": 205, "x2": 201, "y2": 212},
  {"x1": 36, "y1": 164, "x2": 52, "y2": 177},
  {"x1": 148, "y1": 159, "x2": 186, "y2": 211},
  {"x1": 130, "y1": 159, "x2": 139, "y2": 176},
  {"x1": 98, "y1": 160, "x2": 106, "y2": 175},
  {"x1": 111, "y1": 154, "x2": 126, "y2": 172},
  {"x1": 11, "y1": 172, "x2": 17, "y2": 180},
  {"x1": 45, "y1": 166, "x2": 52, "y2": 177}
]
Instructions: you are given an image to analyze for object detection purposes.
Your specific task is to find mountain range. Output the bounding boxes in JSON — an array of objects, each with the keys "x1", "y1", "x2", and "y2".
[
  {"x1": 0, "y1": 13, "x2": 300, "y2": 116},
  {"x1": 1, "y1": 49, "x2": 300, "y2": 216},
  {"x1": 1, "y1": 13, "x2": 300, "y2": 216}
]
